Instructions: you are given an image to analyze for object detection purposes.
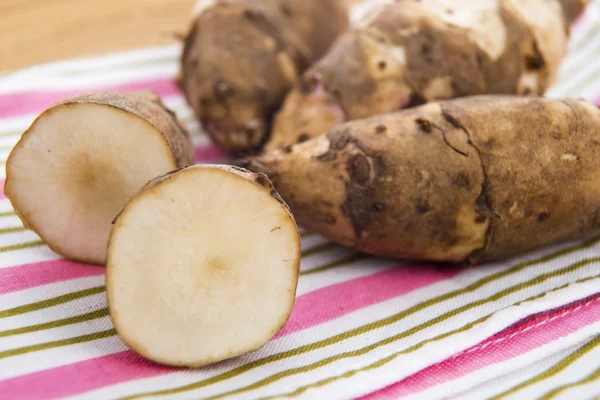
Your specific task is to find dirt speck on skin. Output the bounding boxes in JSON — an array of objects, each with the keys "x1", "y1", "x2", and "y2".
[
  {"x1": 415, "y1": 118, "x2": 433, "y2": 133},
  {"x1": 372, "y1": 202, "x2": 386, "y2": 212},
  {"x1": 325, "y1": 214, "x2": 337, "y2": 224},
  {"x1": 475, "y1": 215, "x2": 487, "y2": 224},
  {"x1": 416, "y1": 198, "x2": 432, "y2": 215},
  {"x1": 255, "y1": 174, "x2": 269, "y2": 187},
  {"x1": 453, "y1": 172, "x2": 471, "y2": 188},
  {"x1": 374, "y1": 124, "x2": 387, "y2": 134},
  {"x1": 537, "y1": 212, "x2": 550, "y2": 222},
  {"x1": 297, "y1": 133, "x2": 310, "y2": 143}
]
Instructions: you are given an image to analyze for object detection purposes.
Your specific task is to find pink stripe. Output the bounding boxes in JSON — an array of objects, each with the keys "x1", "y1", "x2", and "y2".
[
  {"x1": 361, "y1": 293, "x2": 600, "y2": 400},
  {"x1": 275, "y1": 265, "x2": 462, "y2": 338},
  {"x1": 0, "y1": 264, "x2": 461, "y2": 399},
  {"x1": 0, "y1": 259, "x2": 104, "y2": 295},
  {"x1": 0, "y1": 78, "x2": 180, "y2": 119},
  {"x1": 0, "y1": 351, "x2": 176, "y2": 400},
  {"x1": 194, "y1": 144, "x2": 228, "y2": 163}
]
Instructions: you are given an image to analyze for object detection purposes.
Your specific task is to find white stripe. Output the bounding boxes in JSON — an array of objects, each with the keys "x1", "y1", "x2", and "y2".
[
  {"x1": 0, "y1": 230, "x2": 42, "y2": 249},
  {"x1": 554, "y1": 5, "x2": 600, "y2": 83},
  {"x1": 550, "y1": 53, "x2": 600, "y2": 97},
  {"x1": 0, "y1": 313, "x2": 111, "y2": 355},
  {"x1": 0, "y1": 46, "x2": 181, "y2": 93},
  {"x1": 0, "y1": 114, "x2": 36, "y2": 133},
  {"x1": 297, "y1": 257, "x2": 393, "y2": 295},
  {"x1": 0, "y1": 216, "x2": 24, "y2": 229},
  {"x1": 0, "y1": 291, "x2": 106, "y2": 336},
  {"x1": 452, "y1": 346, "x2": 579, "y2": 400},
  {"x1": 503, "y1": 338, "x2": 600, "y2": 399},
  {"x1": 1, "y1": 336, "x2": 128, "y2": 381},
  {"x1": 0, "y1": 64, "x2": 179, "y2": 94},
  {"x1": 414, "y1": 322, "x2": 600, "y2": 400},
  {"x1": 0, "y1": 246, "x2": 61, "y2": 269},
  {"x1": 0, "y1": 275, "x2": 105, "y2": 314},
  {"x1": 554, "y1": 374, "x2": 600, "y2": 400},
  {"x1": 2, "y1": 45, "x2": 179, "y2": 80}
]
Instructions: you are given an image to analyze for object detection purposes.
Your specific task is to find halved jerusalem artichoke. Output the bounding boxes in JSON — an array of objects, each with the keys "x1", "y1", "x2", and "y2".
[
  {"x1": 4, "y1": 92, "x2": 194, "y2": 264},
  {"x1": 107, "y1": 165, "x2": 300, "y2": 367}
]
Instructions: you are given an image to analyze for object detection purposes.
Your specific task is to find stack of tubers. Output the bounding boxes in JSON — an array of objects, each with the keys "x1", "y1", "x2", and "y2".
[
  {"x1": 5, "y1": 0, "x2": 599, "y2": 369},
  {"x1": 268, "y1": 0, "x2": 589, "y2": 149}
]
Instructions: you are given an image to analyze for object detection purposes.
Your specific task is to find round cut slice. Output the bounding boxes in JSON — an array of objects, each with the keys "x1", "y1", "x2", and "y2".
[
  {"x1": 107, "y1": 165, "x2": 300, "y2": 367},
  {"x1": 4, "y1": 92, "x2": 193, "y2": 264}
]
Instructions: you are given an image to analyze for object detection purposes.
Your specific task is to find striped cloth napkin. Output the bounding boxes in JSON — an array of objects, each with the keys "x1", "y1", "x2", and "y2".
[{"x1": 2, "y1": 3, "x2": 600, "y2": 399}]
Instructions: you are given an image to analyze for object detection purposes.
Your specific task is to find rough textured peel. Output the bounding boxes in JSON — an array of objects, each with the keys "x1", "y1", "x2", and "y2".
[
  {"x1": 268, "y1": 0, "x2": 588, "y2": 150},
  {"x1": 178, "y1": 0, "x2": 348, "y2": 153},
  {"x1": 4, "y1": 92, "x2": 194, "y2": 264},
  {"x1": 107, "y1": 165, "x2": 300, "y2": 367},
  {"x1": 243, "y1": 96, "x2": 600, "y2": 263}
]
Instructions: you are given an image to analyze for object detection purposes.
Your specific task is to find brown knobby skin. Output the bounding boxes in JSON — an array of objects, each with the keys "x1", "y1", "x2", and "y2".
[
  {"x1": 267, "y1": 0, "x2": 589, "y2": 150},
  {"x1": 242, "y1": 96, "x2": 600, "y2": 264},
  {"x1": 178, "y1": 0, "x2": 348, "y2": 154},
  {"x1": 107, "y1": 165, "x2": 300, "y2": 367},
  {"x1": 5, "y1": 91, "x2": 194, "y2": 265}
]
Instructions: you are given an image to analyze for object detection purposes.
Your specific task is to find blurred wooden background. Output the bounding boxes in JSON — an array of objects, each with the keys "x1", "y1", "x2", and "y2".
[{"x1": 0, "y1": 0, "x2": 197, "y2": 72}]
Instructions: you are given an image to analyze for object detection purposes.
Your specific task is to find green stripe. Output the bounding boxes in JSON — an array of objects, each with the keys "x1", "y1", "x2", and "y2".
[
  {"x1": 197, "y1": 257, "x2": 600, "y2": 400},
  {"x1": 0, "y1": 252, "x2": 357, "y2": 337},
  {"x1": 0, "y1": 329, "x2": 116, "y2": 359},
  {"x1": 558, "y1": 11, "x2": 600, "y2": 83},
  {"x1": 0, "y1": 242, "x2": 345, "y2": 337},
  {"x1": 570, "y1": 21, "x2": 600, "y2": 56},
  {"x1": 258, "y1": 314, "x2": 497, "y2": 400},
  {"x1": 0, "y1": 308, "x2": 109, "y2": 337},
  {"x1": 300, "y1": 254, "x2": 366, "y2": 276},
  {"x1": 299, "y1": 231, "x2": 315, "y2": 239},
  {"x1": 0, "y1": 285, "x2": 105, "y2": 318},
  {"x1": 564, "y1": 68, "x2": 600, "y2": 98},
  {"x1": 0, "y1": 211, "x2": 16, "y2": 218},
  {"x1": 300, "y1": 242, "x2": 336, "y2": 258},
  {"x1": 120, "y1": 238, "x2": 600, "y2": 400},
  {"x1": 540, "y1": 364, "x2": 600, "y2": 400},
  {"x1": 0, "y1": 143, "x2": 16, "y2": 152},
  {"x1": 493, "y1": 336, "x2": 600, "y2": 400},
  {"x1": 0, "y1": 226, "x2": 26, "y2": 235},
  {"x1": 564, "y1": 22, "x2": 600, "y2": 68},
  {"x1": 0, "y1": 130, "x2": 23, "y2": 138},
  {"x1": 262, "y1": 273, "x2": 600, "y2": 400},
  {"x1": 0, "y1": 240, "x2": 44, "y2": 253}
]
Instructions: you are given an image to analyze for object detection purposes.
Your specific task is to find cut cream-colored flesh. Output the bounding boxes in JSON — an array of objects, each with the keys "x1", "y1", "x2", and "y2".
[
  {"x1": 5, "y1": 103, "x2": 177, "y2": 264},
  {"x1": 107, "y1": 166, "x2": 300, "y2": 367}
]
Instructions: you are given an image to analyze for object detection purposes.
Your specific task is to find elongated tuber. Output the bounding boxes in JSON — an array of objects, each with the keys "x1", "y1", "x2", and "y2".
[
  {"x1": 178, "y1": 0, "x2": 349, "y2": 153},
  {"x1": 268, "y1": 0, "x2": 588, "y2": 150},
  {"x1": 107, "y1": 165, "x2": 300, "y2": 367},
  {"x1": 5, "y1": 92, "x2": 194, "y2": 264},
  {"x1": 242, "y1": 96, "x2": 600, "y2": 263}
]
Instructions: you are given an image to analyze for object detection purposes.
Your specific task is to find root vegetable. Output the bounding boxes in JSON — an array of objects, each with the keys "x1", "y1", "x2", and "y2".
[
  {"x1": 5, "y1": 92, "x2": 194, "y2": 265},
  {"x1": 267, "y1": 0, "x2": 588, "y2": 150},
  {"x1": 107, "y1": 165, "x2": 300, "y2": 367},
  {"x1": 241, "y1": 96, "x2": 600, "y2": 264},
  {"x1": 178, "y1": 0, "x2": 348, "y2": 153}
]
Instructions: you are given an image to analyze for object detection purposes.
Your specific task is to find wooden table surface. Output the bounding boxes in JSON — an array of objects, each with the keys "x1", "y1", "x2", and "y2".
[{"x1": 0, "y1": 0, "x2": 197, "y2": 72}]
